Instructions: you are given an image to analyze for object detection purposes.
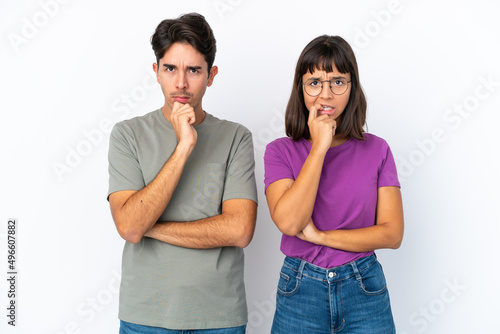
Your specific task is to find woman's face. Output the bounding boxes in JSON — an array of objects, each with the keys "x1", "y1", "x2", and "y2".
[{"x1": 302, "y1": 65, "x2": 351, "y2": 122}]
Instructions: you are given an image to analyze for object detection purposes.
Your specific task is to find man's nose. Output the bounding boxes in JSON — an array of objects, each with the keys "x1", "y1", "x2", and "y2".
[{"x1": 176, "y1": 72, "x2": 188, "y2": 89}]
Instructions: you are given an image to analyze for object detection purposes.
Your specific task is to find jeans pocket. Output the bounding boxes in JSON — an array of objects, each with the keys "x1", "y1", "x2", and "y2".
[
  {"x1": 277, "y1": 264, "x2": 301, "y2": 296},
  {"x1": 357, "y1": 260, "x2": 388, "y2": 296}
]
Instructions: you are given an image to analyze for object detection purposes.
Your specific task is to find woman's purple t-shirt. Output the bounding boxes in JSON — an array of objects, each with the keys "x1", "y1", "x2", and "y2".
[{"x1": 264, "y1": 133, "x2": 400, "y2": 268}]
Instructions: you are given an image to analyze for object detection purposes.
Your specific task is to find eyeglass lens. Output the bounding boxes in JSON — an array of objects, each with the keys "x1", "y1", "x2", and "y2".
[{"x1": 304, "y1": 78, "x2": 348, "y2": 96}]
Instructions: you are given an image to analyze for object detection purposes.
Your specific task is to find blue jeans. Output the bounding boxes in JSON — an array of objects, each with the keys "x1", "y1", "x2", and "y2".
[
  {"x1": 271, "y1": 254, "x2": 396, "y2": 333},
  {"x1": 119, "y1": 321, "x2": 246, "y2": 334}
]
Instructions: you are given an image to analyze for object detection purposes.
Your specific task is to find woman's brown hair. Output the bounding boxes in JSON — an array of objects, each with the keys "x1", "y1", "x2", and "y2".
[{"x1": 285, "y1": 35, "x2": 367, "y2": 141}]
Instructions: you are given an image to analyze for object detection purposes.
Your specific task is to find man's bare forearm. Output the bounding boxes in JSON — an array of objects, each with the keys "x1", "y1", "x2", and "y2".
[
  {"x1": 144, "y1": 199, "x2": 257, "y2": 249},
  {"x1": 110, "y1": 145, "x2": 192, "y2": 243}
]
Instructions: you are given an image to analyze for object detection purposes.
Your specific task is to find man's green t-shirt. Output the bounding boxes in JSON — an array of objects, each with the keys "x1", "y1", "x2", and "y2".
[{"x1": 107, "y1": 109, "x2": 258, "y2": 329}]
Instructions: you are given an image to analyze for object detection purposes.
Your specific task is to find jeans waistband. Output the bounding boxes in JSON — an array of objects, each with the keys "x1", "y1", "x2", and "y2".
[{"x1": 283, "y1": 254, "x2": 378, "y2": 282}]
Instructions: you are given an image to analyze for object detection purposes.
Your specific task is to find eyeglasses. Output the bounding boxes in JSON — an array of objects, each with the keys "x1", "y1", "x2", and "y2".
[{"x1": 302, "y1": 77, "x2": 351, "y2": 97}]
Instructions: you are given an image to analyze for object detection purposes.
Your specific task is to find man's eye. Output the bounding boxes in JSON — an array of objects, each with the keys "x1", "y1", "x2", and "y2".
[
  {"x1": 166, "y1": 66, "x2": 174, "y2": 72},
  {"x1": 189, "y1": 68, "x2": 199, "y2": 74}
]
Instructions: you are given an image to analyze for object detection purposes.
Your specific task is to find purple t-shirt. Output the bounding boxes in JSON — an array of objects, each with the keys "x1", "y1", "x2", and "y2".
[{"x1": 264, "y1": 133, "x2": 400, "y2": 268}]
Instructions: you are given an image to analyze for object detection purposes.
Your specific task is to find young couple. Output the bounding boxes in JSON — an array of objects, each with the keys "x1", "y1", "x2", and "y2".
[{"x1": 108, "y1": 12, "x2": 404, "y2": 334}]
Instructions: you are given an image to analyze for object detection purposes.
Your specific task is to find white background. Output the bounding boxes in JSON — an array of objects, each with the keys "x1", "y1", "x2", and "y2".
[{"x1": 1, "y1": 0, "x2": 499, "y2": 333}]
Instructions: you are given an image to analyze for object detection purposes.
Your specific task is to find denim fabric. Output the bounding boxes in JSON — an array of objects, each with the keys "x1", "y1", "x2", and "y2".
[
  {"x1": 271, "y1": 254, "x2": 396, "y2": 333},
  {"x1": 119, "y1": 321, "x2": 246, "y2": 334}
]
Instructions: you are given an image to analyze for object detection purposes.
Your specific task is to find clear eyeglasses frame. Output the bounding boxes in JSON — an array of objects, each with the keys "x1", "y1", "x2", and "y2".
[{"x1": 301, "y1": 77, "x2": 351, "y2": 97}]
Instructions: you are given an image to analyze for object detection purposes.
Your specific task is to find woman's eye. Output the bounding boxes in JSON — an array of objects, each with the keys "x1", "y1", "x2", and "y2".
[
  {"x1": 309, "y1": 80, "x2": 320, "y2": 86},
  {"x1": 334, "y1": 80, "x2": 345, "y2": 86}
]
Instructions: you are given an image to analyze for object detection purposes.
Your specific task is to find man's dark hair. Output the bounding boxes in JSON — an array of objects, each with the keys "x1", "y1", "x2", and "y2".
[
  {"x1": 151, "y1": 13, "x2": 217, "y2": 73},
  {"x1": 285, "y1": 35, "x2": 367, "y2": 141}
]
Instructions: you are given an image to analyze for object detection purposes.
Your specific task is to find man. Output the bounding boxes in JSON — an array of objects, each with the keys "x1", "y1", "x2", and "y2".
[{"x1": 107, "y1": 13, "x2": 257, "y2": 333}]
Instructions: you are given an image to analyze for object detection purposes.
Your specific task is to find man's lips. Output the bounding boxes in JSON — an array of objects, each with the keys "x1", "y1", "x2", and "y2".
[{"x1": 173, "y1": 96, "x2": 190, "y2": 103}]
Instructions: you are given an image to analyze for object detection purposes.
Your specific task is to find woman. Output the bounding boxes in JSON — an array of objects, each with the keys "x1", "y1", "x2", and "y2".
[{"x1": 264, "y1": 35, "x2": 404, "y2": 333}]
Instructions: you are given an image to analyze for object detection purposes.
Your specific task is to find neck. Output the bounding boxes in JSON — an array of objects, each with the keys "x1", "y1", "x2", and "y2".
[{"x1": 330, "y1": 136, "x2": 349, "y2": 147}]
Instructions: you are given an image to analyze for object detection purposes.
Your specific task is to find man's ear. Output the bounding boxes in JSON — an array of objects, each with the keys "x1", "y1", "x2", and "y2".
[
  {"x1": 207, "y1": 65, "x2": 218, "y2": 87},
  {"x1": 153, "y1": 62, "x2": 160, "y2": 83}
]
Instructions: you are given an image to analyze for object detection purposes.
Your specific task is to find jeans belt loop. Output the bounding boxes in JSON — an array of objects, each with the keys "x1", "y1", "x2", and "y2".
[
  {"x1": 350, "y1": 259, "x2": 362, "y2": 281},
  {"x1": 297, "y1": 260, "x2": 307, "y2": 279}
]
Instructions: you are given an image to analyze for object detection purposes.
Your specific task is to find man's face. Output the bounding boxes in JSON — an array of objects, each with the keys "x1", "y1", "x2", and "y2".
[{"x1": 153, "y1": 42, "x2": 217, "y2": 115}]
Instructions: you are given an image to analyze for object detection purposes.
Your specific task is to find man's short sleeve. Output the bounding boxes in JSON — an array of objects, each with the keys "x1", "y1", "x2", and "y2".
[
  {"x1": 107, "y1": 123, "x2": 145, "y2": 199},
  {"x1": 222, "y1": 127, "x2": 258, "y2": 204}
]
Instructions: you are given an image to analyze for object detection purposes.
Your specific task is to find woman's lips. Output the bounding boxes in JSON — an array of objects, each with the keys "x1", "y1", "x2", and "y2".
[
  {"x1": 319, "y1": 109, "x2": 334, "y2": 115},
  {"x1": 319, "y1": 105, "x2": 335, "y2": 115}
]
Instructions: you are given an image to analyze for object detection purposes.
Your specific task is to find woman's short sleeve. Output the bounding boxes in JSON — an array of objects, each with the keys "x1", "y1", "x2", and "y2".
[
  {"x1": 263, "y1": 139, "x2": 294, "y2": 193},
  {"x1": 378, "y1": 143, "x2": 401, "y2": 188}
]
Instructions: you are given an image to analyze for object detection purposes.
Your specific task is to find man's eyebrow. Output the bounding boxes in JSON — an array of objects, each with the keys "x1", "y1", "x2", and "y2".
[{"x1": 162, "y1": 64, "x2": 202, "y2": 71}]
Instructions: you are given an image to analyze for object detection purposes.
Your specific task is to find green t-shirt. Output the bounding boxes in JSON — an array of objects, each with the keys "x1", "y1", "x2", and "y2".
[{"x1": 107, "y1": 109, "x2": 258, "y2": 329}]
